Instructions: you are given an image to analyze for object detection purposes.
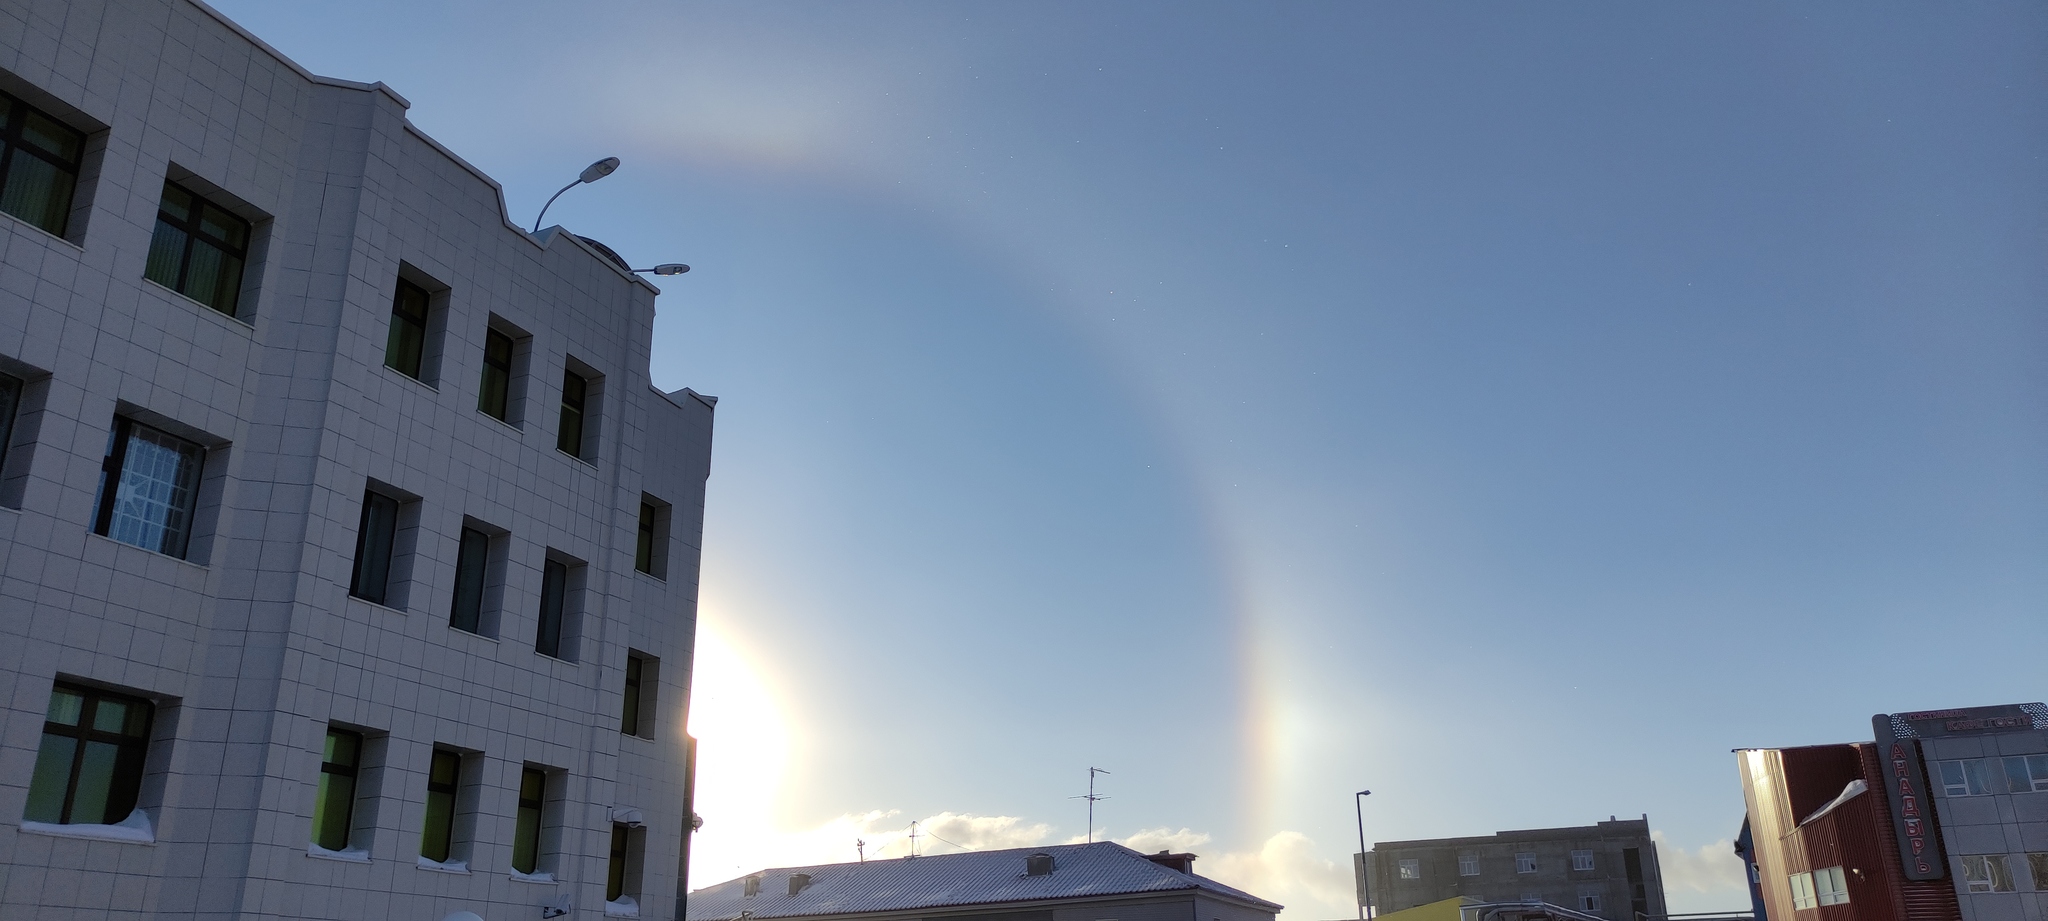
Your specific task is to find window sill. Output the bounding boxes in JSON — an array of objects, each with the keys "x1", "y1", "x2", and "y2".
[
  {"x1": 478, "y1": 410, "x2": 523, "y2": 432},
  {"x1": 0, "y1": 207, "x2": 85, "y2": 251},
  {"x1": 557, "y1": 448, "x2": 596, "y2": 467},
  {"x1": 383, "y1": 364, "x2": 440, "y2": 392},
  {"x1": 509, "y1": 869, "x2": 557, "y2": 884},
  {"x1": 140, "y1": 277, "x2": 255, "y2": 330},
  {"x1": 605, "y1": 896, "x2": 641, "y2": 917},
  {"x1": 635, "y1": 570, "x2": 668, "y2": 584},
  {"x1": 87, "y1": 532, "x2": 208, "y2": 570},
  {"x1": 306, "y1": 843, "x2": 371, "y2": 863},
  {"x1": 418, "y1": 855, "x2": 471, "y2": 874},
  {"x1": 620, "y1": 732, "x2": 655, "y2": 744},
  {"x1": 347, "y1": 595, "x2": 408, "y2": 616},
  {"x1": 20, "y1": 812, "x2": 156, "y2": 844},
  {"x1": 449, "y1": 625, "x2": 500, "y2": 643}
]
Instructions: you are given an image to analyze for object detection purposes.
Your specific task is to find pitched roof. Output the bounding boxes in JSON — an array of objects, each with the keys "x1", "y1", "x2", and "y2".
[{"x1": 685, "y1": 842, "x2": 1283, "y2": 921}]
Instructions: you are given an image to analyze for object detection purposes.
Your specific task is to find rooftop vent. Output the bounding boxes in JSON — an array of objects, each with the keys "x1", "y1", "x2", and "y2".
[
  {"x1": 1026, "y1": 853, "x2": 1056, "y2": 877},
  {"x1": 787, "y1": 873, "x2": 813, "y2": 896},
  {"x1": 1145, "y1": 851, "x2": 1198, "y2": 874},
  {"x1": 743, "y1": 875, "x2": 763, "y2": 898}
]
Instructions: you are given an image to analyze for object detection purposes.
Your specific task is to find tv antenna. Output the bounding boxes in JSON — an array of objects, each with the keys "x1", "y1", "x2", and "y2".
[
  {"x1": 1069, "y1": 767, "x2": 1111, "y2": 843},
  {"x1": 907, "y1": 821, "x2": 922, "y2": 858},
  {"x1": 857, "y1": 838, "x2": 866, "y2": 863}
]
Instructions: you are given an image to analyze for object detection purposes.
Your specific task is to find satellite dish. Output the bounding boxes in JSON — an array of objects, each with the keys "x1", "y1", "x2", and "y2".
[{"x1": 442, "y1": 912, "x2": 485, "y2": 921}]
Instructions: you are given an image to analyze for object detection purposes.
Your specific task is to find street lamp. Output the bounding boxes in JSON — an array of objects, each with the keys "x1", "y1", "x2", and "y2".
[
  {"x1": 533, "y1": 156, "x2": 621, "y2": 231},
  {"x1": 1355, "y1": 790, "x2": 1373, "y2": 921},
  {"x1": 632, "y1": 264, "x2": 690, "y2": 276}
]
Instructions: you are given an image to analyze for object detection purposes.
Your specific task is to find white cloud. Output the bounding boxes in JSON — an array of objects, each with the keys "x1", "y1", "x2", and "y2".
[
  {"x1": 1651, "y1": 831, "x2": 1747, "y2": 899},
  {"x1": 1201, "y1": 832, "x2": 1357, "y2": 921},
  {"x1": 1120, "y1": 827, "x2": 1214, "y2": 854}
]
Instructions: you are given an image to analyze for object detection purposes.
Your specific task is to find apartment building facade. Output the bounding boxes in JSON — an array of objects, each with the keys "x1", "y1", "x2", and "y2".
[
  {"x1": 0, "y1": 1, "x2": 712, "y2": 918},
  {"x1": 1363, "y1": 818, "x2": 1667, "y2": 921}
]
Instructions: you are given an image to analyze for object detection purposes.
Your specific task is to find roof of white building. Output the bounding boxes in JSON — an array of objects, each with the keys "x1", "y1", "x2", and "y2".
[{"x1": 685, "y1": 842, "x2": 1283, "y2": 921}]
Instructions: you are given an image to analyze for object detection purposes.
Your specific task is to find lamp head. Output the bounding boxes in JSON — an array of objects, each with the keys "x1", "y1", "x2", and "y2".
[
  {"x1": 651, "y1": 263, "x2": 690, "y2": 276},
  {"x1": 580, "y1": 157, "x2": 621, "y2": 184},
  {"x1": 1358, "y1": 790, "x2": 1372, "y2": 797}
]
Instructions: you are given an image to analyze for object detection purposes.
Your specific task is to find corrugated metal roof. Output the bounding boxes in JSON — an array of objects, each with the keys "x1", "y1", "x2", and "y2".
[{"x1": 685, "y1": 842, "x2": 1282, "y2": 921}]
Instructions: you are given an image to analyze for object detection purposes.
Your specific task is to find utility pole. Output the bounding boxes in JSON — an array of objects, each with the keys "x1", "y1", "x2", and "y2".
[{"x1": 1070, "y1": 767, "x2": 1112, "y2": 843}]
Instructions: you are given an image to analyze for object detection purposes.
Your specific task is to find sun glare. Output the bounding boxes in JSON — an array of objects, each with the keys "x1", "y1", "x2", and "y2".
[{"x1": 688, "y1": 620, "x2": 794, "y2": 886}]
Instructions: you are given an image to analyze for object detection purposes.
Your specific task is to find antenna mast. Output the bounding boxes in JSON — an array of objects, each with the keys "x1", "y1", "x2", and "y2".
[
  {"x1": 1069, "y1": 767, "x2": 1111, "y2": 843},
  {"x1": 857, "y1": 838, "x2": 866, "y2": 863},
  {"x1": 908, "y1": 821, "x2": 922, "y2": 858}
]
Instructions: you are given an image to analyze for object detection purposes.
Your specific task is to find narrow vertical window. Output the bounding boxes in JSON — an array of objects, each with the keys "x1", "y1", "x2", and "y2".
[
  {"x1": 349, "y1": 490, "x2": 401, "y2": 604},
  {"x1": 93, "y1": 417, "x2": 205, "y2": 558},
  {"x1": 478, "y1": 328, "x2": 515, "y2": 421},
  {"x1": 0, "y1": 372, "x2": 20, "y2": 476},
  {"x1": 384, "y1": 278, "x2": 430, "y2": 379},
  {"x1": 0, "y1": 89, "x2": 85, "y2": 237},
  {"x1": 636, "y1": 501, "x2": 657, "y2": 574},
  {"x1": 512, "y1": 767, "x2": 547, "y2": 875},
  {"x1": 621, "y1": 654, "x2": 645, "y2": 736},
  {"x1": 536, "y1": 558, "x2": 568, "y2": 658},
  {"x1": 25, "y1": 684, "x2": 154, "y2": 825},
  {"x1": 607, "y1": 822, "x2": 641, "y2": 908},
  {"x1": 450, "y1": 526, "x2": 491, "y2": 633},
  {"x1": 557, "y1": 369, "x2": 588, "y2": 457},
  {"x1": 144, "y1": 180, "x2": 251, "y2": 316},
  {"x1": 310, "y1": 727, "x2": 362, "y2": 851},
  {"x1": 420, "y1": 749, "x2": 461, "y2": 863}
]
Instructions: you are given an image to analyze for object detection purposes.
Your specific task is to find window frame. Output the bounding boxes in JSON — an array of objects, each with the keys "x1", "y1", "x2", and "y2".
[
  {"x1": 1813, "y1": 865, "x2": 1849, "y2": 906},
  {"x1": 450, "y1": 525, "x2": 492, "y2": 634},
  {"x1": 384, "y1": 277, "x2": 432, "y2": 380},
  {"x1": 512, "y1": 766, "x2": 548, "y2": 875},
  {"x1": 311, "y1": 726, "x2": 363, "y2": 851},
  {"x1": 1961, "y1": 854, "x2": 2013, "y2": 893},
  {"x1": 607, "y1": 822, "x2": 642, "y2": 903},
  {"x1": 1940, "y1": 758, "x2": 1993, "y2": 797},
  {"x1": 537, "y1": 557, "x2": 569, "y2": 658},
  {"x1": 1570, "y1": 849, "x2": 1595, "y2": 871},
  {"x1": 349, "y1": 488, "x2": 402, "y2": 605},
  {"x1": 0, "y1": 87, "x2": 86, "y2": 238},
  {"x1": 421, "y1": 748, "x2": 462, "y2": 863},
  {"x1": 1457, "y1": 853, "x2": 1479, "y2": 877},
  {"x1": 1514, "y1": 852, "x2": 1537, "y2": 874},
  {"x1": 92, "y1": 416, "x2": 206, "y2": 558},
  {"x1": 479, "y1": 327, "x2": 517, "y2": 421},
  {"x1": 1576, "y1": 889, "x2": 1602, "y2": 913},
  {"x1": 1398, "y1": 858, "x2": 1420, "y2": 880},
  {"x1": 622, "y1": 652, "x2": 656, "y2": 738},
  {"x1": 1788, "y1": 871, "x2": 1816, "y2": 909},
  {"x1": 2001, "y1": 754, "x2": 2048, "y2": 793},
  {"x1": 24, "y1": 682, "x2": 155, "y2": 826},
  {"x1": 144, "y1": 178, "x2": 252, "y2": 317},
  {"x1": 0, "y1": 371, "x2": 19, "y2": 481},
  {"x1": 557, "y1": 367, "x2": 589, "y2": 458}
]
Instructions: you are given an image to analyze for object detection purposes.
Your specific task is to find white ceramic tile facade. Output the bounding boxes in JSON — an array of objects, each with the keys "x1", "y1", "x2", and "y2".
[{"x1": 0, "y1": 2, "x2": 714, "y2": 918}]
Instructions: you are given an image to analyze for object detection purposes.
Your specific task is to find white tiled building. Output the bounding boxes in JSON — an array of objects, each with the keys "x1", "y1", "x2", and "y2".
[{"x1": 0, "y1": 2, "x2": 713, "y2": 918}]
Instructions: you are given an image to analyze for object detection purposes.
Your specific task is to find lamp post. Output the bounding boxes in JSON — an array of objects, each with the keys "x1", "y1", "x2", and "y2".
[
  {"x1": 1355, "y1": 790, "x2": 1373, "y2": 921},
  {"x1": 631, "y1": 264, "x2": 690, "y2": 276},
  {"x1": 533, "y1": 156, "x2": 621, "y2": 231}
]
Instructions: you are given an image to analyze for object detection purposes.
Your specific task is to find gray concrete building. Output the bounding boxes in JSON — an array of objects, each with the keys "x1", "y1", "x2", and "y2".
[
  {"x1": 0, "y1": 1, "x2": 712, "y2": 918},
  {"x1": 685, "y1": 843, "x2": 1280, "y2": 921},
  {"x1": 1362, "y1": 818, "x2": 1667, "y2": 921},
  {"x1": 1908, "y1": 705, "x2": 2048, "y2": 921}
]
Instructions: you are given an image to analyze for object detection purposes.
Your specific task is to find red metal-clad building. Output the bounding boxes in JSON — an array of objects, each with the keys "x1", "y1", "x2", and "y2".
[{"x1": 1736, "y1": 743, "x2": 1964, "y2": 921}]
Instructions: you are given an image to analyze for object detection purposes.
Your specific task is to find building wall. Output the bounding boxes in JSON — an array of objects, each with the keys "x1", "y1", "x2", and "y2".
[
  {"x1": 1922, "y1": 729, "x2": 2048, "y2": 921},
  {"x1": 0, "y1": 1, "x2": 711, "y2": 919},
  {"x1": 1366, "y1": 819, "x2": 1665, "y2": 920}
]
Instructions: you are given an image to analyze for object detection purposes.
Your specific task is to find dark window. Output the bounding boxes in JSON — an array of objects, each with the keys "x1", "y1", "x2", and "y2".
[
  {"x1": 421, "y1": 749, "x2": 461, "y2": 862},
  {"x1": 93, "y1": 417, "x2": 205, "y2": 558},
  {"x1": 349, "y1": 490, "x2": 401, "y2": 604},
  {"x1": 636, "y1": 501, "x2": 657, "y2": 574},
  {"x1": 536, "y1": 558, "x2": 568, "y2": 658},
  {"x1": 622, "y1": 654, "x2": 646, "y2": 736},
  {"x1": 607, "y1": 823, "x2": 634, "y2": 902},
  {"x1": 144, "y1": 180, "x2": 251, "y2": 316},
  {"x1": 512, "y1": 767, "x2": 546, "y2": 874},
  {"x1": 24, "y1": 683, "x2": 153, "y2": 825},
  {"x1": 384, "y1": 278, "x2": 431, "y2": 379},
  {"x1": 0, "y1": 372, "x2": 20, "y2": 476},
  {"x1": 0, "y1": 89, "x2": 84, "y2": 237},
  {"x1": 557, "y1": 369, "x2": 588, "y2": 457},
  {"x1": 311, "y1": 727, "x2": 362, "y2": 851},
  {"x1": 479, "y1": 328, "x2": 515, "y2": 421},
  {"x1": 450, "y1": 526, "x2": 491, "y2": 634}
]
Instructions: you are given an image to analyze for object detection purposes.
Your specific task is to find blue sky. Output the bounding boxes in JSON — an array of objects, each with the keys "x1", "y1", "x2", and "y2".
[{"x1": 214, "y1": 2, "x2": 2047, "y2": 914}]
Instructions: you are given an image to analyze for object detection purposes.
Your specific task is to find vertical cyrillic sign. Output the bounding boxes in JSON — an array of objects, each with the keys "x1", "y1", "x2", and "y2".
[{"x1": 1871, "y1": 715, "x2": 1945, "y2": 880}]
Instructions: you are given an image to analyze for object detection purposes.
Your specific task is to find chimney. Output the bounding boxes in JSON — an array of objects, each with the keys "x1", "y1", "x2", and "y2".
[
  {"x1": 788, "y1": 873, "x2": 813, "y2": 896},
  {"x1": 1026, "y1": 853, "x2": 1056, "y2": 876},
  {"x1": 1145, "y1": 851, "x2": 1198, "y2": 874},
  {"x1": 743, "y1": 875, "x2": 763, "y2": 898}
]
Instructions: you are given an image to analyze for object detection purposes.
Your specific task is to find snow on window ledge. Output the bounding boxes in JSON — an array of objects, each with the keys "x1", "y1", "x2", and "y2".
[
  {"x1": 306, "y1": 842, "x2": 371, "y2": 863},
  {"x1": 605, "y1": 896, "x2": 641, "y2": 917},
  {"x1": 418, "y1": 855, "x2": 471, "y2": 874},
  {"x1": 510, "y1": 869, "x2": 557, "y2": 884},
  {"x1": 20, "y1": 811, "x2": 156, "y2": 844}
]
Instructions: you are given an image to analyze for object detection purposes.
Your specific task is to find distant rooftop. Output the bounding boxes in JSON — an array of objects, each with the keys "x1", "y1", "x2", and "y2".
[
  {"x1": 685, "y1": 842, "x2": 1282, "y2": 921},
  {"x1": 1373, "y1": 816, "x2": 1651, "y2": 851}
]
